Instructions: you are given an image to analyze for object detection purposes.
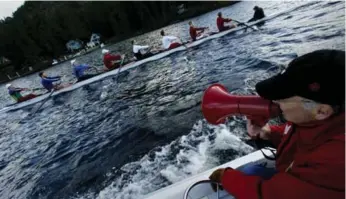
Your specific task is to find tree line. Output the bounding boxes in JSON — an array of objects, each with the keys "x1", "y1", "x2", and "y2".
[{"x1": 0, "y1": 1, "x2": 237, "y2": 70}]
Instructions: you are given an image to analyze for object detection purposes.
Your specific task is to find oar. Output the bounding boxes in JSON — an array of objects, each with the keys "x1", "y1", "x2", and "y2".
[
  {"x1": 91, "y1": 66, "x2": 103, "y2": 74},
  {"x1": 30, "y1": 90, "x2": 55, "y2": 115},
  {"x1": 145, "y1": 46, "x2": 153, "y2": 54},
  {"x1": 120, "y1": 54, "x2": 126, "y2": 66},
  {"x1": 178, "y1": 36, "x2": 188, "y2": 49},
  {"x1": 115, "y1": 55, "x2": 126, "y2": 83},
  {"x1": 232, "y1": 19, "x2": 258, "y2": 31},
  {"x1": 10, "y1": 89, "x2": 55, "y2": 131}
]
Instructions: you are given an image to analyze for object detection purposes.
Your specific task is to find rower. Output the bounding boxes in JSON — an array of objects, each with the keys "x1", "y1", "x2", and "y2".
[
  {"x1": 132, "y1": 40, "x2": 154, "y2": 60},
  {"x1": 6, "y1": 84, "x2": 38, "y2": 103},
  {"x1": 188, "y1": 21, "x2": 208, "y2": 41},
  {"x1": 248, "y1": 6, "x2": 265, "y2": 22},
  {"x1": 102, "y1": 49, "x2": 125, "y2": 70},
  {"x1": 160, "y1": 30, "x2": 182, "y2": 50},
  {"x1": 71, "y1": 59, "x2": 98, "y2": 82},
  {"x1": 216, "y1": 12, "x2": 236, "y2": 32},
  {"x1": 38, "y1": 72, "x2": 61, "y2": 92}
]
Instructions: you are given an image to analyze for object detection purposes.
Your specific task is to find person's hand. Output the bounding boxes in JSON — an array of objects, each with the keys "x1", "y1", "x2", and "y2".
[
  {"x1": 246, "y1": 118, "x2": 271, "y2": 140},
  {"x1": 209, "y1": 168, "x2": 226, "y2": 183},
  {"x1": 209, "y1": 168, "x2": 231, "y2": 192}
]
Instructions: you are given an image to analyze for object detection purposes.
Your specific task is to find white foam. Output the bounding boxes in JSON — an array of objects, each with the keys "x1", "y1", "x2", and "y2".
[
  {"x1": 74, "y1": 119, "x2": 254, "y2": 199},
  {"x1": 100, "y1": 92, "x2": 108, "y2": 100}
]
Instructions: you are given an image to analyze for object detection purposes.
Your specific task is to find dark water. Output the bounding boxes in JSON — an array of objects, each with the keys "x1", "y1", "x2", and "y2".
[{"x1": 0, "y1": 1, "x2": 344, "y2": 199}]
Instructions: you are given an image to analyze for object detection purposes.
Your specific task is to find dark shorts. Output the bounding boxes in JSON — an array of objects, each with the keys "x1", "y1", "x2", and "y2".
[{"x1": 134, "y1": 52, "x2": 154, "y2": 60}]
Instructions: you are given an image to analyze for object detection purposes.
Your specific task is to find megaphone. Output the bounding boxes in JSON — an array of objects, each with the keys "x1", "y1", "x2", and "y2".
[{"x1": 201, "y1": 84, "x2": 281, "y2": 126}]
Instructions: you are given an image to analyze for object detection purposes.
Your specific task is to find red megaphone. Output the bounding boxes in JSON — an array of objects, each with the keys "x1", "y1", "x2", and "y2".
[{"x1": 201, "y1": 84, "x2": 281, "y2": 126}]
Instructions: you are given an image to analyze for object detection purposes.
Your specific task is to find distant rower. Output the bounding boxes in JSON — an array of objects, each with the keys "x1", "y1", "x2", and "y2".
[
  {"x1": 248, "y1": 6, "x2": 265, "y2": 22},
  {"x1": 6, "y1": 84, "x2": 39, "y2": 103},
  {"x1": 189, "y1": 21, "x2": 208, "y2": 41},
  {"x1": 102, "y1": 49, "x2": 124, "y2": 70},
  {"x1": 216, "y1": 12, "x2": 236, "y2": 32},
  {"x1": 160, "y1": 30, "x2": 182, "y2": 50},
  {"x1": 71, "y1": 59, "x2": 98, "y2": 82},
  {"x1": 38, "y1": 72, "x2": 61, "y2": 92},
  {"x1": 132, "y1": 40, "x2": 154, "y2": 60}
]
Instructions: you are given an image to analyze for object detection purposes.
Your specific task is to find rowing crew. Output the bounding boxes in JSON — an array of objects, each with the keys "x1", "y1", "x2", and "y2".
[
  {"x1": 130, "y1": 7, "x2": 265, "y2": 60},
  {"x1": 5, "y1": 6, "x2": 265, "y2": 104}
]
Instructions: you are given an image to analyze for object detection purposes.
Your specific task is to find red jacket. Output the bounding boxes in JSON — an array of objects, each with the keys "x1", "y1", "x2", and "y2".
[
  {"x1": 103, "y1": 53, "x2": 122, "y2": 69},
  {"x1": 222, "y1": 113, "x2": 345, "y2": 199},
  {"x1": 217, "y1": 17, "x2": 232, "y2": 32},
  {"x1": 189, "y1": 26, "x2": 205, "y2": 41}
]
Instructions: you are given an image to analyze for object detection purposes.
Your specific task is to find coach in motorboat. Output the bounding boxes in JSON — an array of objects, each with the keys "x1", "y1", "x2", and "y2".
[{"x1": 209, "y1": 49, "x2": 345, "y2": 199}]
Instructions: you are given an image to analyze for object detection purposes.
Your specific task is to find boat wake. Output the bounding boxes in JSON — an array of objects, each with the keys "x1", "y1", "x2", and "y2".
[{"x1": 74, "y1": 119, "x2": 254, "y2": 199}]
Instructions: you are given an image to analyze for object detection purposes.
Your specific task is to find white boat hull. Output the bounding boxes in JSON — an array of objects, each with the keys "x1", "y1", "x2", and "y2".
[{"x1": 144, "y1": 149, "x2": 275, "y2": 199}]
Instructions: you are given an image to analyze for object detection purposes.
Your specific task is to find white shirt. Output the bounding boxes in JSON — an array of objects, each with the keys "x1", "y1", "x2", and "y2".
[
  {"x1": 133, "y1": 44, "x2": 149, "y2": 54},
  {"x1": 162, "y1": 35, "x2": 179, "y2": 49}
]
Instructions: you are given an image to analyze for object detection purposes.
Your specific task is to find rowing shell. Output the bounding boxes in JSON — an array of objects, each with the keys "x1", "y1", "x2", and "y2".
[{"x1": 0, "y1": 6, "x2": 293, "y2": 114}]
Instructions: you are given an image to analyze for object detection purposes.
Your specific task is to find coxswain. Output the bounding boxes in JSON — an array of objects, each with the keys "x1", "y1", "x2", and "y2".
[{"x1": 248, "y1": 6, "x2": 265, "y2": 22}]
